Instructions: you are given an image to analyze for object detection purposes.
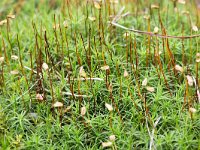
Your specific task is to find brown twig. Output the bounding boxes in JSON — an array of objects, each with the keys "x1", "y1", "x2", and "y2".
[{"x1": 111, "y1": 22, "x2": 200, "y2": 39}]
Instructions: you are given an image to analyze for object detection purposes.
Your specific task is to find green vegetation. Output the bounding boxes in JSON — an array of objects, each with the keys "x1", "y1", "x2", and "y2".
[{"x1": 0, "y1": 0, "x2": 199, "y2": 149}]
